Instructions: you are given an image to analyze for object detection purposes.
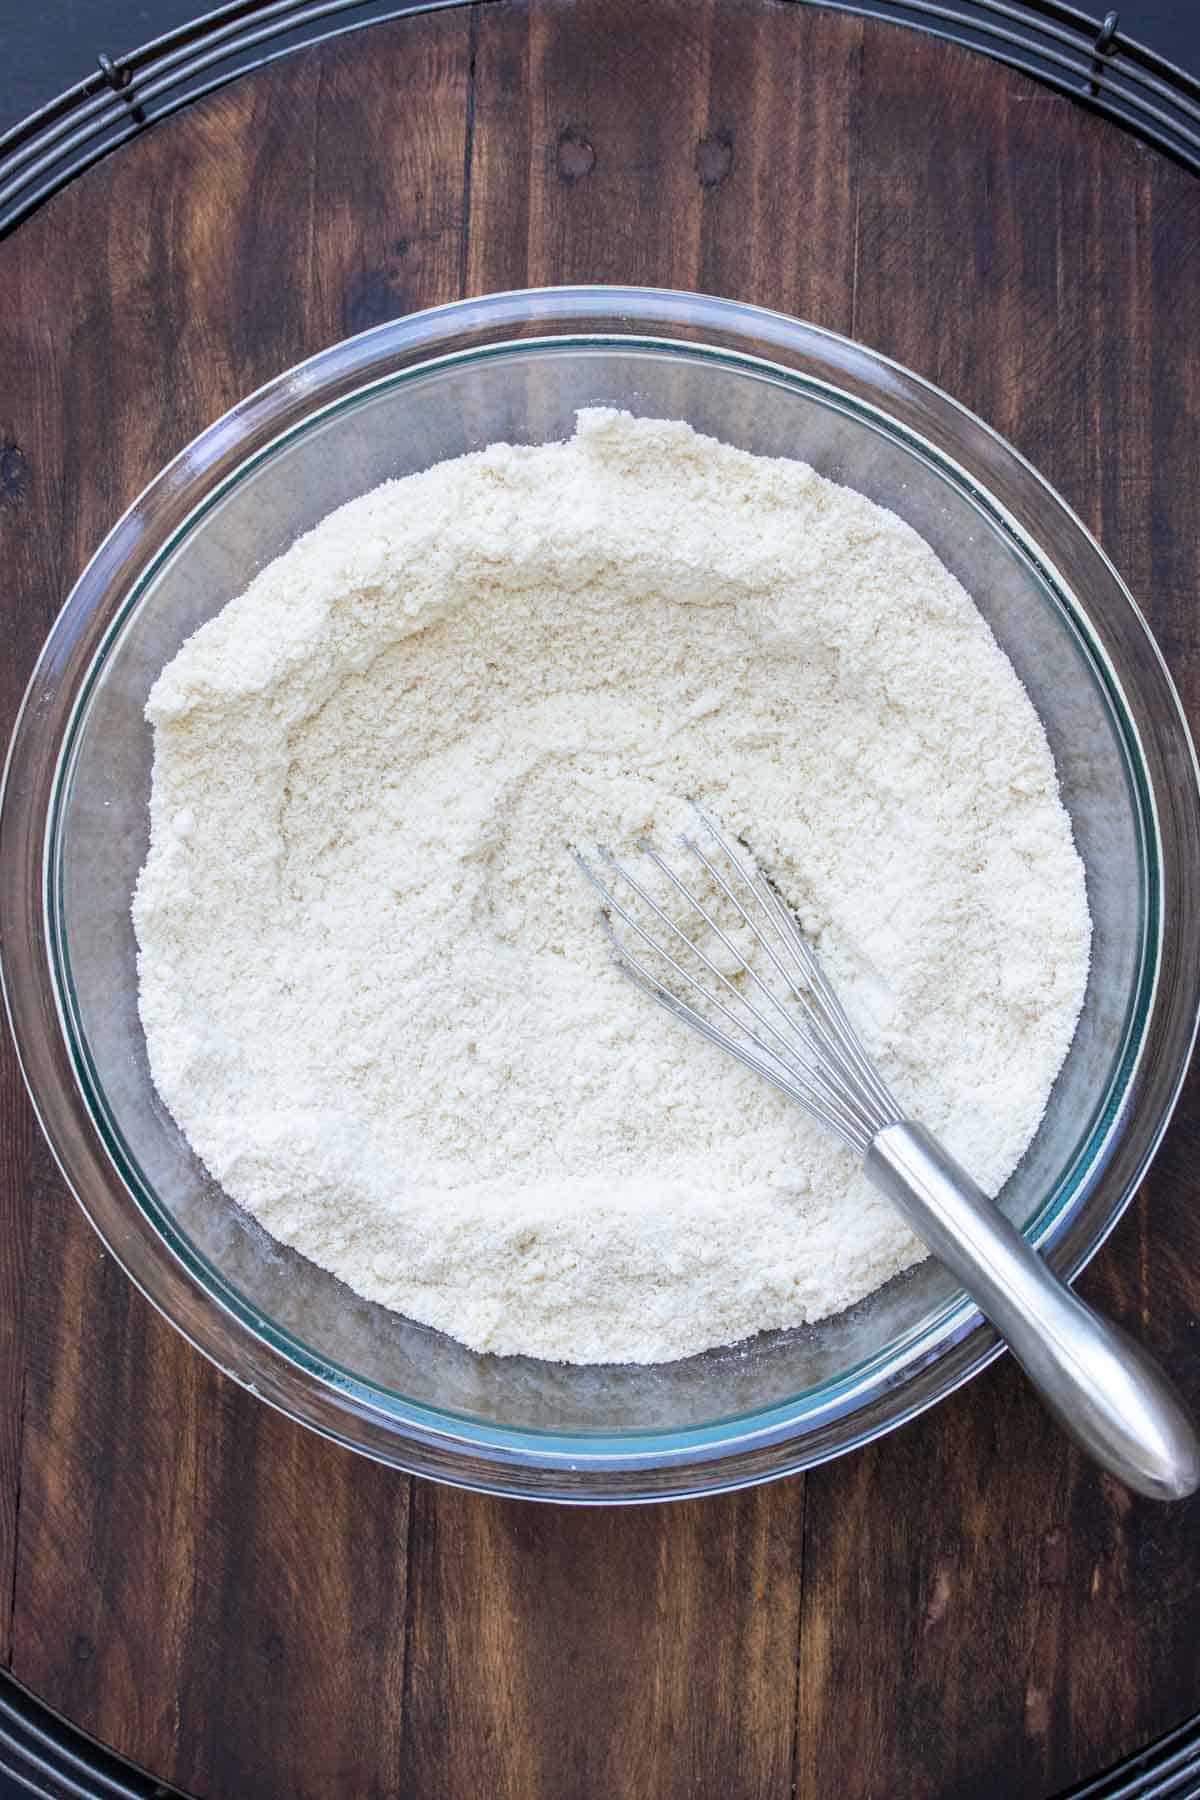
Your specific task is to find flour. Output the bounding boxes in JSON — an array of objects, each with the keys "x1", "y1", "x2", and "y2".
[{"x1": 133, "y1": 410, "x2": 1091, "y2": 1365}]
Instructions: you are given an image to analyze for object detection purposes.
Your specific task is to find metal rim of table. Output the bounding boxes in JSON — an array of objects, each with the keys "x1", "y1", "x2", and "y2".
[
  {"x1": 0, "y1": 0, "x2": 1197, "y2": 1794},
  {"x1": 0, "y1": 1652, "x2": 1197, "y2": 1800},
  {"x1": 0, "y1": 0, "x2": 1199, "y2": 236}
]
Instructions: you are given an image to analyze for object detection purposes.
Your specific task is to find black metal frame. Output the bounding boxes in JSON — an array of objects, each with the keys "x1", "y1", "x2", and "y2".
[
  {"x1": 0, "y1": 0, "x2": 1199, "y2": 236},
  {"x1": 0, "y1": 1673, "x2": 182, "y2": 1798},
  {"x1": 1069, "y1": 1715, "x2": 1200, "y2": 1799},
  {"x1": 1, "y1": 1663, "x2": 1197, "y2": 1799},
  {"x1": 0, "y1": 0, "x2": 1197, "y2": 1792}
]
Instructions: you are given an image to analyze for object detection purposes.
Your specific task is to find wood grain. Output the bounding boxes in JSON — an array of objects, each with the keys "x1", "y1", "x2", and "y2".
[
  {"x1": 399, "y1": 1485, "x2": 804, "y2": 1800},
  {"x1": 0, "y1": 11, "x2": 470, "y2": 1792},
  {"x1": 0, "y1": 3, "x2": 1198, "y2": 1796},
  {"x1": 466, "y1": 0, "x2": 863, "y2": 321},
  {"x1": 791, "y1": 23, "x2": 1200, "y2": 1800}
]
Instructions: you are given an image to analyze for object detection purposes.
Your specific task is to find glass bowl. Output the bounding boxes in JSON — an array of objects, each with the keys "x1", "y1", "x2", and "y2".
[{"x1": 3, "y1": 287, "x2": 1199, "y2": 1502}]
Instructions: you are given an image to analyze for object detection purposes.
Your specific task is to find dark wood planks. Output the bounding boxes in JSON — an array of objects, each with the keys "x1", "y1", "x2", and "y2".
[
  {"x1": 466, "y1": 0, "x2": 863, "y2": 323},
  {"x1": 794, "y1": 29, "x2": 1200, "y2": 1799},
  {"x1": 12, "y1": 1202, "x2": 413, "y2": 1797},
  {"x1": 0, "y1": 11, "x2": 470, "y2": 1793},
  {"x1": 0, "y1": 4, "x2": 1197, "y2": 1796},
  {"x1": 0, "y1": 161, "x2": 92, "y2": 1671},
  {"x1": 399, "y1": 1485, "x2": 804, "y2": 1800}
]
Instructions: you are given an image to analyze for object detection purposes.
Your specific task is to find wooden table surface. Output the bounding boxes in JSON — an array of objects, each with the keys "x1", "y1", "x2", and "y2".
[{"x1": 1, "y1": 3, "x2": 1199, "y2": 1795}]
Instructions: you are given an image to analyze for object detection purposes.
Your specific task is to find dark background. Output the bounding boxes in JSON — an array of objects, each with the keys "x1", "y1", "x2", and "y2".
[
  {"x1": 0, "y1": 3, "x2": 1197, "y2": 1799},
  {"x1": 1, "y1": 0, "x2": 1198, "y2": 135}
]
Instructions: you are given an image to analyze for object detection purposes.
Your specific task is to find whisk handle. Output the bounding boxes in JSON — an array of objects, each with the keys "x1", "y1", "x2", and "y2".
[{"x1": 865, "y1": 1121, "x2": 1199, "y2": 1501}]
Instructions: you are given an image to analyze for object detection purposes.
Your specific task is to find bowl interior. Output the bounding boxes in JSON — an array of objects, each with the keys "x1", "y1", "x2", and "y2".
[{"x1": 49, "y1": 340, "x2": 1153, "y2": 1439}]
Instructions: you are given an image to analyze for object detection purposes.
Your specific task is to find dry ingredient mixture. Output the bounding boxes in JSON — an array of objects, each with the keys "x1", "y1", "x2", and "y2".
[{"x1": 133, "y1": 410, "x2": 1091, "y2": 1364}]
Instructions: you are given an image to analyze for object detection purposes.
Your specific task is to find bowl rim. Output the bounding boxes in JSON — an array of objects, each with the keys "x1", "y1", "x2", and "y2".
[
  {"x1": 4, "y1": 284, "x2": 1199, "y2": 1501},
  {"x1": 37, "y1": 337, "x2": 1163, "y2": 1422}
]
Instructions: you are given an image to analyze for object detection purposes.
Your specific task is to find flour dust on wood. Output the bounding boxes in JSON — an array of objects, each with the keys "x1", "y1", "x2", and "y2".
[{"x1": 133, "y1": 411, "x2": 1091, "y2": 1364}]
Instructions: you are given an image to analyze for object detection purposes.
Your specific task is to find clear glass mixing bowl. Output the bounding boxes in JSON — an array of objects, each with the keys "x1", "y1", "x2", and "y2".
[{"x1": 3, "y1": 288, "x2": 1199, "y2": 1501}]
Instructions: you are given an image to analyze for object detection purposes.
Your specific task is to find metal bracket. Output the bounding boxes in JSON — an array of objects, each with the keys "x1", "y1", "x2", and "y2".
[
  {"x1": 1087, "y1": 11, "x2": 1120, "y2": 96},
  {"x1": 97, "y1": 52, "x2": 146, "y2": 125}
]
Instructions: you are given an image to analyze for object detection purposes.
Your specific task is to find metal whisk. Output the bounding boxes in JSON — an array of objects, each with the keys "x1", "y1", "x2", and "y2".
[{"x1": 576, "y1": 807, "x2": 1199, "y2": 1502}]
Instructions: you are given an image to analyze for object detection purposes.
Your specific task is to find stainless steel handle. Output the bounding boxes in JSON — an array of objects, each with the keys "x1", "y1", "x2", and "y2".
[{"x1": 866, "y1": 1121, "x2": 1200, "y2": 1501}]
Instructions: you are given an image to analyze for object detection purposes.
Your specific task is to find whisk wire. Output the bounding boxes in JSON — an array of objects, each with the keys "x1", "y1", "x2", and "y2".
[
  {"x1": 691, "y1": 815, "x2": 901, "y2": 1123},
  {"x1": 589, "y1": 853, "x2": 874, "y2": 1150},
  {"x1": 759, "y1": 868, "x2": 900, "y2": 1122},
  {"x1": 575, "y1": 808, "x2": 904, "y2": 1156},
  {"x1": 631, "y1": 844, "x2": 879, "y2": 1141},
  {"x1": 599, "y1": 914, "x2": 869, "y2": 1138},
  {"x1": 678, "y1": 834, "x2": 888, "y2": 1137},
  {"x1": 598, "y1": 910, "x2": 879, "y2": 1150}
]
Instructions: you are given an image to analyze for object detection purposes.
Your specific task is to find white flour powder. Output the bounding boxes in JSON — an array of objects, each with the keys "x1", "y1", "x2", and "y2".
[{"x1": 134, "y1": 410, "x2": 1091, "y2": 1364}]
